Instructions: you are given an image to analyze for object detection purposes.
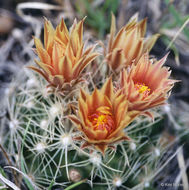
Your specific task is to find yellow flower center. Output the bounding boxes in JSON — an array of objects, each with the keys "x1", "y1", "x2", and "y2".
[
  {"x1": 135, "y1": 82, "x2": 151, "y2": 98},
  {"x1": 89, "y1": 106, "x2": 115, "y2": 135},
  {"x1": 94, "y1": 115, "x2": 107, "y2": 125}
]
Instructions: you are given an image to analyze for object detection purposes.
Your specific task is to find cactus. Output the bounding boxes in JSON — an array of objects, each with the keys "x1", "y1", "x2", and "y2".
[{"x1": 0, "y1": 16, "x2": 178, "y2": 190}]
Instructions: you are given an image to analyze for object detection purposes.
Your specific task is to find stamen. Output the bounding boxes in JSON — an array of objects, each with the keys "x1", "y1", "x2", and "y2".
[
  {"x1": 89, "y1": 106, "x2": 115, "y2": 134},
  {"x1": 135, "y1": 82, "x2": 151, "y2": 98}
]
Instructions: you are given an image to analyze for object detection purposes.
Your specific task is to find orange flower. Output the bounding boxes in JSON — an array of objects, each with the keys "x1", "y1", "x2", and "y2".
[
  {"x1": 118, "y1": 53, "x2": 176, "y2": 113},
  {"x1": 29, "y1": 18, "x2": 99, "y2": 91},
  {"x1": 69, "y1": 78, "x2": 139, "y2": 154},
  {"x1": 106, "y1": 14, "x2": 159, "y2": 72}
]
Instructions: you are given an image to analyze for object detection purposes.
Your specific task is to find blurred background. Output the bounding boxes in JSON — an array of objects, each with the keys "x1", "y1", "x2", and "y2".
[
  {"x1": 0, "y1": 0, "x2": 189, "y2": 101},
  {"x1": 0, "y1": 0, "x2": 189, "y2": 189}
]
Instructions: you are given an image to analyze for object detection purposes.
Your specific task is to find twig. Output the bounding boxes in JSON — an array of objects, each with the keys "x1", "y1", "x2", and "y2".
[
  {"x1": 177, "y1": 147, "x2": 189, "y2": 190},
  {"x1": 64, "y1": 179, "x2": 87, "y2": 190},
  {"x1": 0, "y1": 144, "x2": 12, "y2": 170},
  {"x1": 166, "y1": 17, "x2": 189, "y2": 50},
  {"x1": 0, "y1": 173, "x2": 20, "y2": 190},
  {"x1": 0, "y1": 144, "x2": 19, "y2": 187}
]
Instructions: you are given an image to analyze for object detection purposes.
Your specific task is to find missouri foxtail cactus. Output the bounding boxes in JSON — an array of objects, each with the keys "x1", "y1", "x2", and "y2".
[{"x1": 0, "y1": 15, "x2": 177, "y2": 190}]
